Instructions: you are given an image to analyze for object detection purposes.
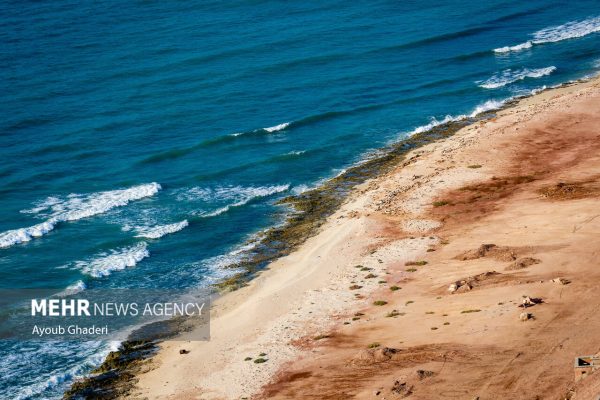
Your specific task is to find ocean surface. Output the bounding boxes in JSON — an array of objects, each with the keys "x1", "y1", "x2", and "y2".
[{"x1": 2, "y1": 1, "x2": 600, "y2": 398}]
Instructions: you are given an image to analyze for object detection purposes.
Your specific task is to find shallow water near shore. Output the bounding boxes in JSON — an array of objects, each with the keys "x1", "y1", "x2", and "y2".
[{"x1": 2, "y1": 1, "x2": 600, "y2": 398}]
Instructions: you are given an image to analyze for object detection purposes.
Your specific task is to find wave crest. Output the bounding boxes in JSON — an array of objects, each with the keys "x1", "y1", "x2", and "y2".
[
  {"x1": 75, "y1": 242, "x2": 150, "y2": 278},
  {"x1": 134, "y1": 220, "x2": 189, "y2": 239},
  {"x1": 408, "y1": 99, "x2": 507, "y2": 136},
  {"x1": 478, "y1": 66, "x2": 556, "y2": 89},
  {"x1": 177, "y1": 184, "x2": 290, "y2": 217},
  {"x1": 263, "y1": 122, "x2": 290, "y2": 132},
  {"x1": 495, "y1": 15, "x2": 600, "y2": 53},
  {"x1": 0, "y1": 183, "x2": 161, "y2": 249}
]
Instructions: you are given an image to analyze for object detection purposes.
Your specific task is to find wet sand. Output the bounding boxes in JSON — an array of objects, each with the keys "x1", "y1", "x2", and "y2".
[{"x1": 125, "y1": 76, "x2": 600, "y2": 400}]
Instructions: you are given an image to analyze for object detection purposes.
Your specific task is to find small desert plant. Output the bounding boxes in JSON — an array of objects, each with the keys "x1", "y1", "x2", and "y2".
[
  {"x1": 244, "y1": 357, "x2": 252, "y2": 361},
  {"x1": 368, "y1": 342, "x2": 381, "y2": 348},
  {"x1": 365, "y1": 273, "x2": 377, "y2": 279},
  {"x1": 313, "y1": 334, "x2": 331, "y2": 340},
  {"x1": 349, "y1": 284, "x2": 362, "y2": 290},
  {"x1": 431, "y1": 327, "x2": 438, "y2": 330},
  {"x1": 405, "y1": 260, "x2": 428, "y2": 266},
  {"x1": 425, "y1": 311, "x2": 435, "y2": 314},
  {"x1": 468, "y1": 164, "x2": 482, "y2": 169},
  {"x1": 373, "y1": 300, "x2": 388, "y2": 306},
  {"x1": 406, "y1": 268, "x2": 417, "y2": 272},
  {"x1": 461, "y1": 309, "x2": 481, "y2": 314},
  {"x1": 386, "y1": 310, "x2": 401, "y2": 317},
  {"x1": 405, "y1": 300, "x2": 414, "y2": 305},
  {"x1": 433, "y1": 200, "x2": 450, "y2": 207},
  {"x1": 390, "y1": 286, "x2": 401, "y2": 291},
  {"x1": 254, "y1": 358, "x2": 267, "y2": 364},
  {"x1": 443, "y1": 322, "x2": 450, "y2": 325}
]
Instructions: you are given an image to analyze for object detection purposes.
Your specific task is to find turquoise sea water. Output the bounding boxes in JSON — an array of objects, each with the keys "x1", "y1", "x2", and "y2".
[{"x1": 2, "y1": 1, "x2": 600, "y2": 398}]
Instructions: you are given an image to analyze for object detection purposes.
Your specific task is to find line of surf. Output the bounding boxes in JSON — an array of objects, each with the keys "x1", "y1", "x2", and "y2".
[
  {"x1": 494, "y1": 15, "x2": 600, "y2": 53},
  {"x1": 0, "y1": 183, "x2": 161, "y2": 249}
]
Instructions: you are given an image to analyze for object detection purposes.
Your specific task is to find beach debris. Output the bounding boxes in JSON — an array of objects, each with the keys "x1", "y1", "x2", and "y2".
[
  {"x1": 415, "y1": 369, "x2": 435, "y2": 380},
  {"x1": 552, "y1": 277, "x2": 570, "y2": 285},
  {"x1": 448, "y1": 271, "x2": 500, "y2": 293},
  {"x1": 506, "y1": 257, "x2": 541, "y2": 270},
  {"x1": 520, "y1": 296, "x2": 543, "y2": 308},
  {"x1": 179, "y1": 349, "x2": 189, "y2": 355},
  {"x1": 519, "y1": 312, "x2": 532, "y2": 321},
  {"x1": 391, "y1": 379, "x2": 413, "y2": 397}
]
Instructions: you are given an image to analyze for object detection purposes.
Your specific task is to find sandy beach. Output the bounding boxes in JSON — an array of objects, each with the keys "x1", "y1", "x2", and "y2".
[{"x1": 122, "y1": 76, "x2": 600, "y2": 400}]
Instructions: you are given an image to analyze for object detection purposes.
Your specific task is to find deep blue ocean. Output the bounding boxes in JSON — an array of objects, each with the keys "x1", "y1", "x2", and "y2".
[{"x1": 2, "y1": 1, "x2": 600, "y2": 398}]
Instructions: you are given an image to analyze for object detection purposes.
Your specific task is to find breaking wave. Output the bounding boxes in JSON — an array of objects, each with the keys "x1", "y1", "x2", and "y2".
[
  {"x1": 494, "y1": 15, "x2": 600, "y2": 53},
  {"x1": 263, "y1": 122, "x2": 290, "y2": 132},
  {"x1": 76, "y1": 242, "x2": 149, "y2": 278},
  {"x1": 408, "y1": 98, "x2": 507, "y2": 136},
  {"x1": 478, "y1": 66, "x2": 556, "y2": 89},
  {"x1": 188, "y1": 184, "x2": 291, "y2": 217},
  {"x1": 1, "y1": 183, "x2": 161, "y2": 249},
  {"x1": 134, "y1": 220, "x2": 189, "y2": 239}
]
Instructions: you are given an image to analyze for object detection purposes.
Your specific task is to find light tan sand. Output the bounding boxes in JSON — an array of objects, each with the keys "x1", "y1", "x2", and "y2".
[{"x1": 126, "y1": 76, "x2": 600, "y2": 400}]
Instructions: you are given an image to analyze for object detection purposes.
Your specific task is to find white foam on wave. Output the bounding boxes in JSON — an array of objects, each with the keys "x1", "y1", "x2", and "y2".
[
  {"x1": 8, "y1": 340, "x2": 120, "y2": 400},
  {"x1": 264, "y1": 122, "x2": 290, "y2": 132},
  {"x1": 408, "y1": 98, "x2": 508, "y2": 136},
  {"x1": 409, "y1": 114, "x2": 460, "y2": 135},
  {"x1": 134, "y1": 220, "x2": 189, "y2": 239},
  {"x1": 478, "y1": 66, "x2": 556, "y2": 89},
  {"x1": 76, "y1": 242, "x2": 149, "y2": 278},
  {"x1": 495, "y1": 15, "x2": 600, "y2": 53},
  {"x1": 199, "y1": 241, "x2": 261, "y2": 284},
  {"x1": 468, "y1": 99, "x2": 507, "y2": 116},
  {"x1": 1, "y1": 183, "x2": 161, "y2": 249},
  {"x1": 195, "y1": 184, "x2": 290, "y2": 217},
  {"x1": 56, "y1": 280, "x2": 88, "y2": 297},
  {"x1": 38, "y1": 182, "x2": 162, "y2": 222},
  {"x1": 0, "y1": 221, "x2": 56, "y2": 248},
  {"x1": 494, "y1": 41, "x2": 533, "y2": 53}
]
